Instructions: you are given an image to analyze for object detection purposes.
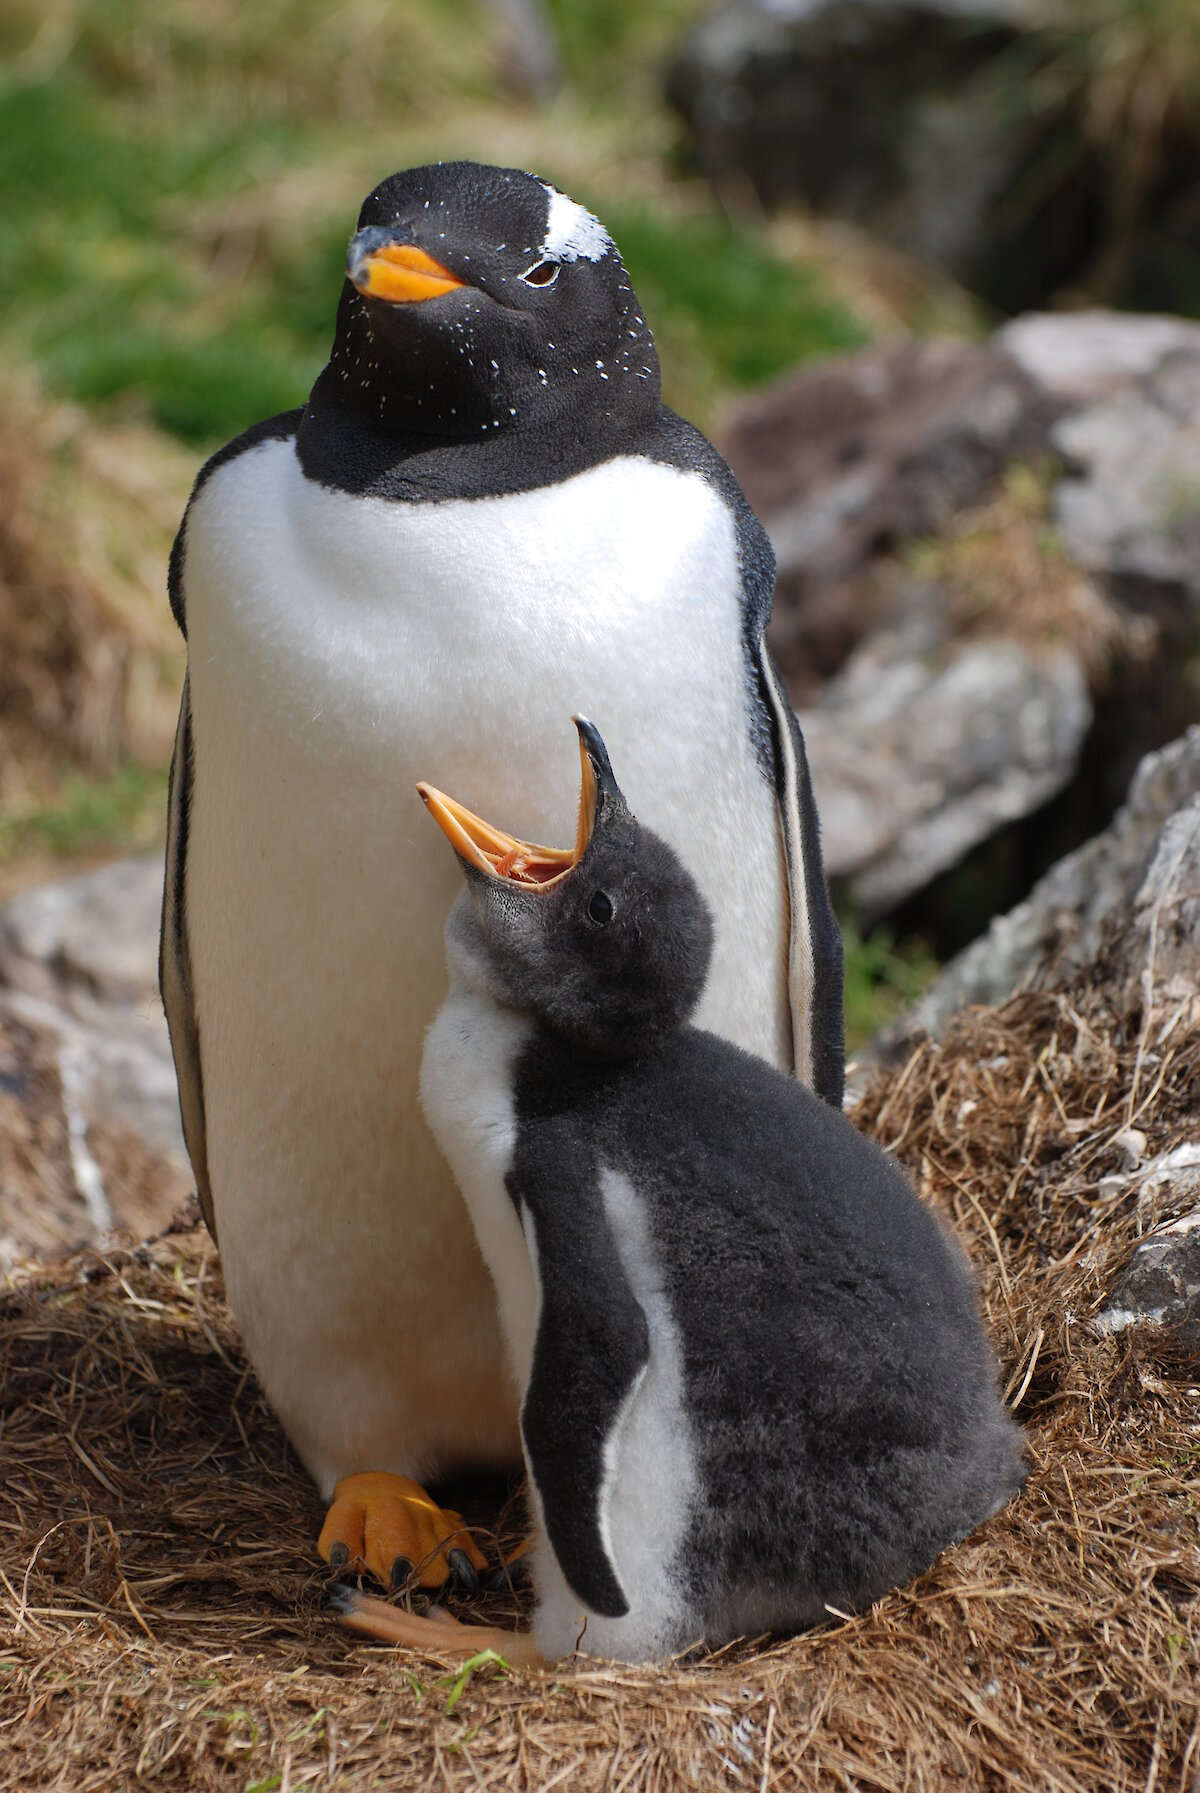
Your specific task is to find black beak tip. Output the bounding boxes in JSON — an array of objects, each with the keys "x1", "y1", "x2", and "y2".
[
  {"x1": 571, "y1": 715, "x2": 622, "y2": 801},
  {"x1": 346, "y1": 220, "x2": 417, "y2": 280}
]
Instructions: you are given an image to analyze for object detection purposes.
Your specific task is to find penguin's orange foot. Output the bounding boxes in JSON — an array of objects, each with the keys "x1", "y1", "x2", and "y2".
[{"x1": 318, "y1": 1472, "x2": 490, "y2": 1591}]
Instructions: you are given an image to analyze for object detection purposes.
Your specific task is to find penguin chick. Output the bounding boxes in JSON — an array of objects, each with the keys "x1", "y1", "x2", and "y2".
[
  {"x1": 438, "y1": 754, "x2": 712, "y2": 1062},
  {"x1": 339, "y1": 719, "x2": 1025, "y2": 1665}
]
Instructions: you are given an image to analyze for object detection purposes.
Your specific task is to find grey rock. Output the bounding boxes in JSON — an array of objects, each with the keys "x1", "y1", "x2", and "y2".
[
  {"x1": 998, "y1": 312, "x2": 1200, "y2": 401},
  {"x1": 717, "y1": 313, "x2": 1200, "y2": 922},
  {"x1": 0, "y1": 1003, "x2": 92, "y2": 1271},
  {"x1": 667, "y1": 0, "x2": 1100, "y2": 312},
  {"x1": 721, "y1": 338, "x2": 1060, "y2": 697},
  {"x1": 877, "y1": 727, "x2": 1200, "y2": 1045},
  {"x1": 0, "y1": 856, "x2": 190, "y2": 1262},
  {"x1": 483, "y1": 0, "x2": 561, "y2": 99},
  {"x1": 804, "y1": 637, "x2": 1091, "y2": 917},
  {"x1": 1, "y1": 854, "x2": 163, "y2": 1009},
  {"x1": 727, "y1": 320, "x2": 1200, "y2": 706},
  {"x1": 1050, "y1": 370, "x2": 1200, "y2": 611},
  {"x1": 1095, "y1": 1169, "x2": 1200, "y2": 1337},
  {"x1": 1125, "y1": 796, "x2": 1200, "y2": 1027}
]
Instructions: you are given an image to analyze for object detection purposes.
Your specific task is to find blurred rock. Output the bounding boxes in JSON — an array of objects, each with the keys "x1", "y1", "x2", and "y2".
[
  {"x1": 2, "y1": 854, "x2": 163, "y2": 1010},
  {"x1": 1053, "y1": 392, "x2": 1200, "y2": 638},
  {"x1": 999, "y1": 312, "x2": 1200, "y2": 400},
  {"x1": 1001, "y1": 319, "x2": 1200, "y2": 641},
  {"x1": 869, "y1": 727, "x2": 1200, "y2": 1052},
  {"x1": 0, "y1": 856, "x2": 190, "y2": 1264},
  {"x1": 667, "y1": 0, "x2": 1099, "y2": 313},
  {"x1": 667, "y1": 2, "x2": 1200, "y2": 314},
  {"x1": 0, "y1": 1004, "x2": 89, "y2": 1270},
  {"x1": 718, "y1": 314, "x2": 1200, "y2": 918},
  {"x1": 723, "y1": 338, "x2": 1060, "y2": 694},
  {"x1": 802, "y1": 637, "x2": 1090, "y2": 917},
  {"x1": 484, "y1": 0, "x2": 561, "y2": 100}
]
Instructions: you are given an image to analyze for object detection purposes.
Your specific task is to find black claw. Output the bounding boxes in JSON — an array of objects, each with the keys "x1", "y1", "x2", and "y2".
[
  {"x1": 329, "y1": 1542, "x2": 349, "y2": 1574},
  {"x1": 487, "y1": 1556, "x2": 532, "y2": 1593},
  {"x1": 448, "y1": 1548, "x2": 479, "y2": 1592},
  {"x1": 390, "y1": 1554, "x2": 414, "y2": 1590}
]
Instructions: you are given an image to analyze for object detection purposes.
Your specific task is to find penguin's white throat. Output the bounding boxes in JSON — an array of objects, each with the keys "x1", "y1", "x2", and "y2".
[{"x1": 442, "y1": 894, "x2": 525, "y2": 1013}]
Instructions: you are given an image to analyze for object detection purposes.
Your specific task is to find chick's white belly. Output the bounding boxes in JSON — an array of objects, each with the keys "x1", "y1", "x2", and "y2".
[{"x1": 182, "y1": 437, "x2": 790, "y2": 1493}]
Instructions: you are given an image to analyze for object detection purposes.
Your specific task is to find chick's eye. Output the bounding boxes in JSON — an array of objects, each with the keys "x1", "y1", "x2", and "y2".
[
  {"x1": 520, "y1": 260, "x2": 559, "y2": 287},
  {"x1": 587, "y1": 889, "x2": 613, "y2": 926}
]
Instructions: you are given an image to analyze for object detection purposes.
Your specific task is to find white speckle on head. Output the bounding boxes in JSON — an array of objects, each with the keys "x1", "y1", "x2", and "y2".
[{"x1": 541, "y1": 185, "x2": 611, "y2": 263}]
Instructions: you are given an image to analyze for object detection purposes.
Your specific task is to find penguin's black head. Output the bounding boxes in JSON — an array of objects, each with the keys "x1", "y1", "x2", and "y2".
[
  {"x1": 417, "y1": 719, "x2": 713, "y2": 1059},
  {"x1": 324, "y1": 162, "x2": 660, "y2": 440}
]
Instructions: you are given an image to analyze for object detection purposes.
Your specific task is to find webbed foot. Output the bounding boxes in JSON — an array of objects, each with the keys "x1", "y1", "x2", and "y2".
[{"x1": 318, "y1": 1471, "x2": 489, "y2": 1590}]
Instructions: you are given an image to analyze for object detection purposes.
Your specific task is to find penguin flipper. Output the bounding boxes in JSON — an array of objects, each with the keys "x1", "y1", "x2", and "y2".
[
  {"x1": 517, "y1": 1182, "x2": 650, "y2": 1621},
  {"x1": 159, "y1": 672, "x2": 216, "y2": 1238},
  {"x1": 759, "y1": 644, "x2": 845, "y2": 1108}
]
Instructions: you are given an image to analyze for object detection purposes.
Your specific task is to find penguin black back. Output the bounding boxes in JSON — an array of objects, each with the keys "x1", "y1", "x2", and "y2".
[{"x1": 415, "y1": 720, "x2": 1025, "y2": 1662}]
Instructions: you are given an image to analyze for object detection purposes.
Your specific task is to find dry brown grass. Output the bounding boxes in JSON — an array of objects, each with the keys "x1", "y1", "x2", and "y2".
[
  {"x1": 2, "y1": 959, "x2": 1198, "y2": 1790},
  {"x1": 0, "y1": 377, "x2": 187, "y2": 803},
  {"x1": 904, "y1": 465, "x2": 1156, "y2": 692}
]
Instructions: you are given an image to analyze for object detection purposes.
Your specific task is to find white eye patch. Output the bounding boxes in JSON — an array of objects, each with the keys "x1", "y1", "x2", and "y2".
[{"x1": 540, "y1": 186, "x2": 612, "y2": 264}]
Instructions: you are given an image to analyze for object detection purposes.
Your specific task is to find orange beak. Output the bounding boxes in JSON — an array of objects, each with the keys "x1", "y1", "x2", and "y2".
[
  {"x1": 418, "y1": 731, "x2": 600, "y2": 889},
  {"x1": 348, "y1": 233, "x2": 466, "y2": 305}
]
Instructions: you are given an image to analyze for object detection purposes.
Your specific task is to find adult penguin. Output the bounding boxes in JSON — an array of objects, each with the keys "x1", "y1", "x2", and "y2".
[{"x1": 161, "y1": 160, "x2": 844, "y2": 1587}]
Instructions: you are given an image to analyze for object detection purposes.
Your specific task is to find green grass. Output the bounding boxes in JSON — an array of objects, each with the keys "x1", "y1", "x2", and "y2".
[
  {"x1": 607, "y1": 206, "x2": 869, "y2": 414},
  {"x1": 0, "y1": 75, "x2": 338, "y2": 444},
  {"x1": 841, "y1": 919, "x2": 939, "y2": 1053},
  {"x1": 0, "y1": 764, "x2": 169, "y2": 869},
  {"x1": 0, "y1": 0, "x2": 867, "y2": 447},
  {"x1": 0, "y1": 66, "x2": 867, "y2": 445},
  {"x1": 543, "y1": 0, "x2": 705, "y2": 92}
]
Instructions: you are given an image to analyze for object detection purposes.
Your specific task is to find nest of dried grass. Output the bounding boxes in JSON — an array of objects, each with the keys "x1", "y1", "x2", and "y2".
[{"x1": 2, "y1": 960, "x2": 1198, "y2": 1791}]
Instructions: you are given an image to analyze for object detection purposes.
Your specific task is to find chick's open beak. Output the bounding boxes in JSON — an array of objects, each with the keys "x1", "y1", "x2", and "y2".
[
  {"x1": 348, "y1": 228, "x2": 466, "y2": 304},
  {"x1": 418, "y1": 726, "x2": 601, "y2": 888}
]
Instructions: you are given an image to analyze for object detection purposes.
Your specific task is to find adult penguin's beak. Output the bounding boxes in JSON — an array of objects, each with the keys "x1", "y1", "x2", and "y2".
[
  {"x1": 417, "y1": 718, "x2": 620, "y2": 886},
  {"x1": 347, "y1": 226, "x2": 467, "y2": 304}
]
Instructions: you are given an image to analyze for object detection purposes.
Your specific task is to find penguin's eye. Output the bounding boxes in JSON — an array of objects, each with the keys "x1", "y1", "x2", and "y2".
[
  {"x1": 520, "y1": 260, "x2": 559, "y2": 288},
  {"x1": 587, "y1": 889, "x2": 613, "y2": 927}
]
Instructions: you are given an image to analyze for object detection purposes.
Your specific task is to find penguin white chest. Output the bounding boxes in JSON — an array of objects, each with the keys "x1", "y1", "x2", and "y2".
[{"x1": 179, "y1": 434, "x2": 790, "y2": 1490}]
